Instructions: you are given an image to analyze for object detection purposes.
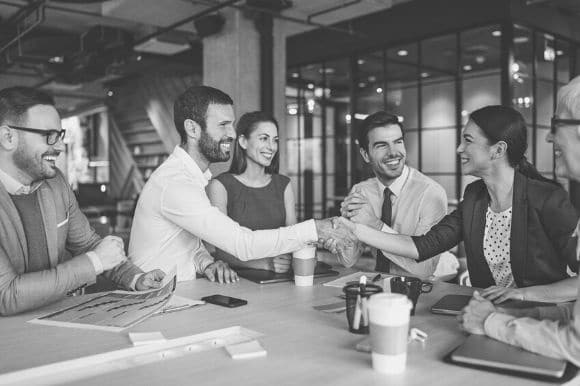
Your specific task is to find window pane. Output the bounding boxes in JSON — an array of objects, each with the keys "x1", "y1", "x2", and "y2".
[{"x1": 421, "y1": 129, "x2": 457, "y2": 173}]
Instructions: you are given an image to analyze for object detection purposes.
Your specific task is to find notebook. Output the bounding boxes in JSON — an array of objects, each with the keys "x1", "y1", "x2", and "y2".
[
  {"x1": 431, "y1": 294, "x2": 554, "y2": 316},
  {"x1": 237, "y1": 261, "x2": 339, "y2": 284},
  {"x1": 449, "y1": 335, "x2": 568, "y2": 379}
]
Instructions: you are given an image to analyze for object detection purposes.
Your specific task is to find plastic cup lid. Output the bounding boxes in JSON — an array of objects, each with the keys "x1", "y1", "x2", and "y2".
[{"x1": 368, "y1": 293, "x2": 412, "y2": 309}]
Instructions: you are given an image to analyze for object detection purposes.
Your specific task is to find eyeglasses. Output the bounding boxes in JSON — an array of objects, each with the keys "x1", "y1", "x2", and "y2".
[
  {"x1": 551, "y1": 116, "x2": 580, "y2": 135},
  {"x1": 7, "y1": 125, "x2": 66, "y2": 145}
]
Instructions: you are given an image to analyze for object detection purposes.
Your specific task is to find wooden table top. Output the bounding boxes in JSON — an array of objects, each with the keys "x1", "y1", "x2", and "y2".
[{"x1": 0, "y1": 269, "x2": 570, "y2": 386}]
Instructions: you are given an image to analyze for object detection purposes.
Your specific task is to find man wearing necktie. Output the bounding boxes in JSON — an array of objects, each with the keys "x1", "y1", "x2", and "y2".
[{"x1": 340, "y1": 111, "x2": 458, "y2": 278}]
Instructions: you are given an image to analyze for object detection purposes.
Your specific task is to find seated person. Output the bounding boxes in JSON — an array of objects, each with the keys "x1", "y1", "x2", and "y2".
[
  {"x1": 460, "y1": 76, "x2": 580, "y2": 366},
  {"x1": 340, "y1": 111, "x2": 458, "y2": 279},
  {"x1": 0, "y1": 87, "x2": 163, "y2": 316},
  {"x1": 334, "y1": 105, "x2": 578, "y2": 303},
  {"x1": 128, "y1": 86, "x2": 351, "y2": 283},
  {"x1": 207, "y1": 111, "x2": 295, "y2": 273}
]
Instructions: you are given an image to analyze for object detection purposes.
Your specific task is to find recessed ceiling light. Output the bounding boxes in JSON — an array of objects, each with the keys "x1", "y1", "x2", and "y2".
[
  {"x1": 514, "y1": 36, "x2": 529, "y2": 44},
  {"x1": 107, "y1": 90, "x2": 114, "y2": 97},
  {"x1": 307, "y1": 83, "x2": 314, "y2": 89},
  {"x1": 463, "y1": 65, "x2": 472, "y2": 71},
  {"x1": 136, "y1": 55, "x2": 142, "y2": 61},
  {"x1": 48, "y1": 56, "x2": 64, "y2": 64},
  {"x1": 556, "y1": 50, "x2": 564, "y2": 56},
  {"x1": 511, "y1": 63, "x2": 520, "y2": 72},
  {"x1": 420, "y1": 72, "x2": 429, "y2": 78},
  {"x1": 291, "y1": 72, "x2": 299, "y2": 78},
  {"x1": 357, "y1": 59, "x2": 365, "y2": 65},
  {"x1": 491, "y1": 30, "x2": 501, "y2": 37},
  {"x1": 368, "y1": 75, "x2": 376, "y2": 82},
  {"x1": 475, "y1": 55, "x2": 485, "y2": 64},
  {"x1": 358, "y1": 82, "x2": 366, "y2": 88},
  {"x1": 397, "y1": 49, "x2": 408, "y2": 57},
  {"x1": 376, "y1": 87, "x2": 383, "y2": 94}
]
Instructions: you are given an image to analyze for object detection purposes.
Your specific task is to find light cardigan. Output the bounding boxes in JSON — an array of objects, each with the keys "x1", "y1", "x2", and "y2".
[
  {"x1": 0, "y1": 170, "x2": 141, "y2": 315},
  {"x1": 484, "y1": 221, "x2": 580, "y2": 366}
]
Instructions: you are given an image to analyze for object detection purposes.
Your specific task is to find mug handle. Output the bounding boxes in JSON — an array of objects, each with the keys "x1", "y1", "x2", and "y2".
[{"x1": 421, "y1": 281, "x2": 433, "y2": 293}]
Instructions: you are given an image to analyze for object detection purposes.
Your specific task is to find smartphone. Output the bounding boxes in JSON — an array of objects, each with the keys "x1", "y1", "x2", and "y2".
[{"x1": 201, "y1": 294, "x2": 247, "y2": 308}]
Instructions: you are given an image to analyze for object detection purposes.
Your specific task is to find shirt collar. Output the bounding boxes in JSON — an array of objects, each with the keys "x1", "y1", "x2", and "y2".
[
  {"x1": 172, "y1": 146, "x2": 213, "y2": 185},
  {"x1": 376, "y1": 165, "x2": 409, "y2": 198},
  {"x1": 0, "y1": 166, "x2": 42, "y2": 195}
]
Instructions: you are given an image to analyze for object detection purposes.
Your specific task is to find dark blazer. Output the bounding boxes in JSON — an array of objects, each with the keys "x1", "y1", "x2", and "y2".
[{"x1": 412, "y1": 171, "x2": 579, "y2": 288}]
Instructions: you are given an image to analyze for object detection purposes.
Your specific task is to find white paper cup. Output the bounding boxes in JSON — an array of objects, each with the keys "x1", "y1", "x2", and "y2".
[
  {"x1": 293, "y1": 247, "x2": 316, "y2": 287},
  {"x1": 367, "y1": 293, "x2": 412, "y2": 374},
  {"x1": 294, "y1": 275, "x2": 314, "y2": 286}
]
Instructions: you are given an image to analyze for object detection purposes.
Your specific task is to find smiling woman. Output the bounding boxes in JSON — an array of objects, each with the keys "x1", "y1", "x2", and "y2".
[{"x1": 207, "y1": 111, "x2": 296, "y2": 274}]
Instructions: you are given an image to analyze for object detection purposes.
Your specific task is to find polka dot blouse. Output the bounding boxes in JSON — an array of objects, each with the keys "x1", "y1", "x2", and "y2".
[{"x1": 483, "y1": 206, "x2": 515, "y2": 288}]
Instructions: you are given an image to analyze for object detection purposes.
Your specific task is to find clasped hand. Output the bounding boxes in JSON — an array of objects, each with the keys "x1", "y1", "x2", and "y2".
[{"x1": 315, "y1": 217, "x2": 360, "y2": 261}]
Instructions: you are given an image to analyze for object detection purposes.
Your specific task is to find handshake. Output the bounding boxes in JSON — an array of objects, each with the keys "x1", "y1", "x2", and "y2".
[{"x1": 314, "y1": 217, "x2": 361, "y2": 265}]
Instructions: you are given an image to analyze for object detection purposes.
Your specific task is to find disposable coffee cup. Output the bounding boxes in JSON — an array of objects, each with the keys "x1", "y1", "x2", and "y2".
[
  {"x1": 367, "y1": 293, "x2": 412, "y2": 374},
  {"x1": 292, "y1": 247, "x2": 316, "y2": 286}
]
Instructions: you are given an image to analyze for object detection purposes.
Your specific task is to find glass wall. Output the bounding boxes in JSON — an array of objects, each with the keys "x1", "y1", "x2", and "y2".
[{"x1": 286, "y1": 23, "x2": 577, "y2": 220}]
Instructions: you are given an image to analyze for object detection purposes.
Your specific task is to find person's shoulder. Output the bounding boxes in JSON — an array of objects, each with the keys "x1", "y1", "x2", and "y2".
[
  {"x1": 212, "y1": 172, "x2": 235, "y2": 188},
  {"x1": 523, "y1": 174, "x2": 569, "y2": 207},
  {"x1": 351, "y1": 177, "x2": 378, "y2": 192},
  {"x1": 272, "y1": 173, "x2": 291, "y2": 187},
  {"x1": 407, "y1": 167, "x2": 446, "y2": 197}
]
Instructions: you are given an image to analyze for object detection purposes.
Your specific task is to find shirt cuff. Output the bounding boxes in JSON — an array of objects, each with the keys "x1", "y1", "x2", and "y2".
[
  {"x1": 380, "y1": 223, "x2": 397, "y2": 234},
  {"x1": 86, "y1": 251, "x2": 103, "y2": 275},
  {"x1": 130, "y1": 274, "x2": 144, "y2": 290},
  {"x1": 483, "y1": 312, "x2": 517, "y2": 340},
  {"x1": 298, "y1": 219, "x2": 318, "y2": 244}
]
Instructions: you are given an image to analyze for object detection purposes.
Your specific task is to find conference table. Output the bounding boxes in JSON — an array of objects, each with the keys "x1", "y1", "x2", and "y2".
[{"x1": 0, "y1": 266, "x2": 575, "y2": 386}]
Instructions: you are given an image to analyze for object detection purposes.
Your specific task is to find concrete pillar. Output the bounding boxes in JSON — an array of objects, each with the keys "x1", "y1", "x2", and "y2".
[
  {"x1": 203, "y1": 8, "x2": 261, "y2": 117},
  {"x1": 202, "y1": 7, "x2": 288, "y2": 175}
]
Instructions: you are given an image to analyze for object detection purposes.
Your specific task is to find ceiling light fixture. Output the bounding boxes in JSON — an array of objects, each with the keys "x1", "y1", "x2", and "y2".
[
  {"x1": 463, "y1": 65, "x2": 472, "y2": 71},
  {"x1": 397, "y1": 49, "x2": 408, "y2": 57},
  {"x1": 491, "y1": 30, "x2": 501, "y2": 37}
]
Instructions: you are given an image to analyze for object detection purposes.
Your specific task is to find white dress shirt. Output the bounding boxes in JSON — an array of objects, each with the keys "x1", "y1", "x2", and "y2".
[
  {"x1": 128, "y1": 146, "x2": 318, "y2": 281},
  {"x1": 348, "y1": 166, "x2": 458, "y2": 278}
]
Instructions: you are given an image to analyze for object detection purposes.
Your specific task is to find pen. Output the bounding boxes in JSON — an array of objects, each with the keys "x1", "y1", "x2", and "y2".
[{"x1": 160, "y1": 304, "x2": 197, "y2": 314}]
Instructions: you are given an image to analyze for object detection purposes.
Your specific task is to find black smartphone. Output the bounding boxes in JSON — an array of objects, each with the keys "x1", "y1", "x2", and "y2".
[{"x1": 201, "y1": 294, "x2": 248, "y2": 308}]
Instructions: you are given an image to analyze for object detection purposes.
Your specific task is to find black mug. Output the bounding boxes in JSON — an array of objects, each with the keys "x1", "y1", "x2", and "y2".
[
  {"x1": 343, "y1": 282, "x2": 383, "y2": 334},
  {"x1": 389, "y1": 276, "x2": 433, "y2": 315}
]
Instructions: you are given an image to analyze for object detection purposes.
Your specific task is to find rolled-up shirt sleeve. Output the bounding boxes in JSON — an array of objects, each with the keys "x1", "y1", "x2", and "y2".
[
  {"x1": 484, "y1": 302, "x2": 580, "y2": 366},
  {"x1": 160, "y1": 181, "x2": 318, "y2": 261}
]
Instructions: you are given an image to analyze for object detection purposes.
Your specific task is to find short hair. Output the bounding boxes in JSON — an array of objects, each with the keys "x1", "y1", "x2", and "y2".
[
  {"x1": 173, "y1": 85, "x2": 233, "y2": 145},
  {"x1": 229, "y1": 111, "x2": 280, "y2": 175},
  {"x1": 0, "y1": 87, "x2": 55, "y2": 125},
  {"x1": 356, "y1": 111, "x2": 403, "y2": 151},
  {"x1": 557, "y1": 75, "x2": 580, "y2": 119}
]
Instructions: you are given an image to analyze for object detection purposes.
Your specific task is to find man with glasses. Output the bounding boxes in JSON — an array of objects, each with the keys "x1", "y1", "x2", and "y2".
[
  {"x1": 0, "y1": 87, "x2": 164, "y2": 316},
  {"x1": 459, "y1": 76, "x2": 580, "y2": 366}
]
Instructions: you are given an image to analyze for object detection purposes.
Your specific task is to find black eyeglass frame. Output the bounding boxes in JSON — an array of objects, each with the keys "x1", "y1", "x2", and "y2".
[
  {"x1": 7, "y1": 125, "x2": 66, "y2": 145},
  {"x1": 551, "y1": 116, "x2": 580, "y2": 135}
]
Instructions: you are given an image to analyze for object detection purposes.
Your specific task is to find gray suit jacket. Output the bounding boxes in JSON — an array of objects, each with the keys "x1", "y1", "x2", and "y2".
[{"x1": 0, "y1": 170, "x2": 142, "y2": 315}]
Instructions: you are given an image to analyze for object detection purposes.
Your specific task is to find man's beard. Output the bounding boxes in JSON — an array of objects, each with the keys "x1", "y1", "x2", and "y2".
[{"x1": 199, "y1": 130, "x2": 231, "y2": 162}]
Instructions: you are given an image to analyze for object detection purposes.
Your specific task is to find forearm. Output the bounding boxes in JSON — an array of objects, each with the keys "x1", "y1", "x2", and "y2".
[
  {"x1": 354, "y1": 223, "x2": 419, "y2": 260},
  {"x1": 484, "y1": 312, "x2": 580, "y2": 366},
  {"x1": 519, "y1": 277, "x2": 578, "y2": 303},
  {"x1": 0, "y1": 255, "x2": 96, "y2": 316}
]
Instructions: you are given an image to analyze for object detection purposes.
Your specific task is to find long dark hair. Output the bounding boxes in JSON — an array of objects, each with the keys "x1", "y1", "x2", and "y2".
[
  {"x1": 229, "y1": 111, "x2": 280, "y2": 175},
  {"x1": 469, "y1": 105, "x2": 557, "y2": 185}
]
